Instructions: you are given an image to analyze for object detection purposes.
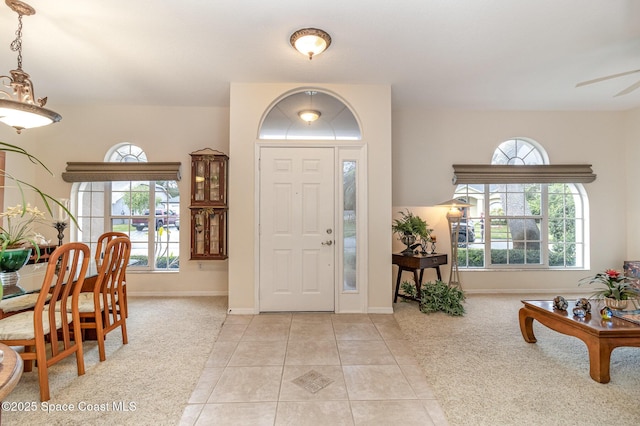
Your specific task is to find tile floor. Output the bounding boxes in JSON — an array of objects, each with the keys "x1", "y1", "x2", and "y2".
[{"x1": 179, "y1": 312, "x2": 448, "y2": 426}]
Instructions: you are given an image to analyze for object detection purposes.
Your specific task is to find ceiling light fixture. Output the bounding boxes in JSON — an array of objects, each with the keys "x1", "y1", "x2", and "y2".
[
  {"x1": 298, "y1": 110, "x2": 321, "y2": 123},
  {"x1": 290, "y1": 28, "x2": 331, "y2": 60},
  {"x1": 0, "y1": 0, "x2": 61, "y2": 134}
]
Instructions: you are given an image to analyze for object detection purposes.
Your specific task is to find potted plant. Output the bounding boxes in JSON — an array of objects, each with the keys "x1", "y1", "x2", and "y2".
[
  {"x1": 400, "y1": 279, "x2": 466, "y2": 316},
  {"x1": 1, "y1": 141, "x2": 75, "y2": 253},
  {"x1": 579, "y1": 269, "x2": 640, "y2": 310},
  {"x1": 392, "y1": 209, "x2": 431, "y2": 255}
]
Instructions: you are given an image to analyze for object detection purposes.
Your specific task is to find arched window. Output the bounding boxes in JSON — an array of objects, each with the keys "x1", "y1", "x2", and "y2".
[
  {"x1": 72, "y1": 143, "x2": 180, "y2": 271},
  {"x1": 452, "y1": 138, "x2": 588, "y2": 269}
]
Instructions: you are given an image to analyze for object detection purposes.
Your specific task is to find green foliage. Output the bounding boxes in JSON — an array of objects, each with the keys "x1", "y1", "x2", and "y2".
[
  {"x1": 458, "y1": 247, "x2": 575, "y2": 268},
  {"x1": 419, "y1": 280, "x2": 466, "y2": 316},
  {"x1": 125, "y1": 185, "x2": 153, "y2": 214},
  {"x1": 400, "y1": 281, "x2": 418, "y2": 299},
  {"x1": 579, "y1": 269, "x2": 640, "y2": 300},
  {"x1": 392, "y1": 209, "x2": 430, "y2": 239},
  {"x1": 0, "y1": 141, "x2": 77, "y2": 230}
]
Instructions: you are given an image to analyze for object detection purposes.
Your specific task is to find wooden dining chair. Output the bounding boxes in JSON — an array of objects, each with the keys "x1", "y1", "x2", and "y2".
[
  {"x1": 78, "y1": 236, "x2": 130, "y2": 362},
  {"x1": 0, "y1": 242, "x2": 90, "y2": 401},
  {"x1": 95, "y1": 231, "x2": 129, "y2": 317}
]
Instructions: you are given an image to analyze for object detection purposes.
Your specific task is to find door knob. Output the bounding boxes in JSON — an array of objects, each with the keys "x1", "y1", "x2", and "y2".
[{"x1": 321, "y1": 240, "x2": 333, "y2": 246}]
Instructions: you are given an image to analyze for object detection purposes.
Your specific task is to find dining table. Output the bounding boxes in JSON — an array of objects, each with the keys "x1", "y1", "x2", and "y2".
[
  {"x1": 0, "y1": 342, "x2": 23, "y2": 421},
  {"x1": 0, "y1": 261, "x2": 101, "y2": 319}
]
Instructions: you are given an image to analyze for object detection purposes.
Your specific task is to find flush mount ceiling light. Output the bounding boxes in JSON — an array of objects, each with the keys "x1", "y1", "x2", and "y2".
[
  {"x1": 298, "y1": 90, "x2": 321, "y2": 123},
  {"x1": 0, "y1": 0, "x2": 61, "y2": 134},
  {"x1": 298, "y1": 110, "x2": 321, "y2": 123},
  {"x1": 290, "y1": 28, "x2": 331, "y2": 60}
]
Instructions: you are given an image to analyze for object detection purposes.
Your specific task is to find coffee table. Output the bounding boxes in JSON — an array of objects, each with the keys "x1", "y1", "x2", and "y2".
[{"x1": 519, "y1": 299, "x2": 640, "y2": 383}]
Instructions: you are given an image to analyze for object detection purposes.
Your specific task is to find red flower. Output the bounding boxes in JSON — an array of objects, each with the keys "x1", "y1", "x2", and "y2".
[{"x1": 605, "y1": 269, "x2": 621, "y2": 279}]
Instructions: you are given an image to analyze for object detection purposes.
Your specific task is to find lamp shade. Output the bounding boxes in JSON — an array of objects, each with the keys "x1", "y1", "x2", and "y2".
[
  {"x1": 436, "y1": 198, "x2": 471, "y2": 208},
  {"x1": 0, "y1": 99, "x2": 61, "y2": 132}
]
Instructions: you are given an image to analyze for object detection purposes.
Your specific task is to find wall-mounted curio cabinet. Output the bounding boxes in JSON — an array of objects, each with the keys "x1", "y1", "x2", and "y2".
[{"x1": 189, "y1": 149, "x2": 228, "y2": 260}]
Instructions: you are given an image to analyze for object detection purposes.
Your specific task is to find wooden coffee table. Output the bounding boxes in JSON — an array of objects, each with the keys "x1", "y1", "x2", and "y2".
[{"x1": 519, "y1": 300, "x2": 640, "y2": 383}]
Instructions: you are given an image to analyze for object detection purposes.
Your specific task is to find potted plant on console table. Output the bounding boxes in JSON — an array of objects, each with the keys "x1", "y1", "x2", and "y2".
[
  {"x1": 392, "y1": 209, "x2": 431, "y2": 256},
  {"x1": 579, "y1": 269, "x2": 640, "y2": 310}
]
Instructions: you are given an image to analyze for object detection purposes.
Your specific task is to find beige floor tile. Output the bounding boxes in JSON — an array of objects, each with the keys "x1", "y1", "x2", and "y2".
[
  {"x1": 289, "y1": 321, "x2": 335, "y2": 341},
  {"x1": 186, "y1": 310, "x2": 451, "y2": 425},
  {"x1": 224, "y1": 315, "x2": 254, "y2": 325},
  {"x1": 250, "y1": 313, "x2": 293, "y2": 325},
  {"x1": 342, "y1": 365, "x2": 417, "y2": 400},
  {"x1": 337, "y1": 340, "x2": 396, "y2": 365},
  {"x1": 399, "y1": 365, "x2": 437, "y2": 399},
  {"x1": 331, "y1": 313, "x2": 372, "y2": 323},
  {"x1": 333, "y1": 322, "x2": 382, "y2": 340},
  {"x1": 279, "y1": 365, "x2": 348, "y2": 401},
  {"x1": 351, "y1": 400, "x2": 435, "y2": 425},
  {"x1": 179, "y1": 404, "x2": 203, "y2": 426},
  {"x1": 242, "y1": 322, "x2": 291, "y2": 341},
  {"x1": 196, "y1": 402, "x2": 277, "y2": 426},
  {"x1": 369, "y1": 313, "x2": 397, "y2": 325},
  {"x1": 285, "y1": 340, "x2": 340, "y2": 365},
  {"x1": 228, "y1": 340, "x2": 287, "y2": 366},
  {"x1": 374, "y1": 322, "x2": 406, "y2": 340},
  {"x1": 216, "y1": 323, "x2": 248, "y2": 341},
  {"x1": 208, "y1": 366, "x2": 283, "y2": 402},
  {"x1": 188, "y1": 367, "x2": 225, "y2": 403},
  {"x1": 292, "y1": 313, "x2": 333, "y2": 323},
  {"x1": 385, "y1": 339, "x2": 418, "y2": 365},
  {"x1": 422, "y1": 399, "x2": 450, "y2": 426},
  {"x1": 275, "y1": 401, "x2": 354, "y2": 426},
  {"x1": 205, "y1": 341, "x2": 239, "y2": 367}
]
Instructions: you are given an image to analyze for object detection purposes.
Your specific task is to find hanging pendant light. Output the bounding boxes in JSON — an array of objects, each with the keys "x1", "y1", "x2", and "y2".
[
  {"x1": 0, "y1": 0, "x2": 61, "y2": 134},
  {"x1": 290, "y1": 28, "x2": 331, "y2": 60}
]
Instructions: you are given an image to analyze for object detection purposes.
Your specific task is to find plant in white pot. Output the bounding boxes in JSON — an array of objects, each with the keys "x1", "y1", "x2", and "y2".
[{"x1": 579, "y1": 269, "x2": 640, "y2": 310}]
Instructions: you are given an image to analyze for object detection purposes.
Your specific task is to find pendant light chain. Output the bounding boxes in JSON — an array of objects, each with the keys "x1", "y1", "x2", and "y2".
[{"x1": 10, "y1": 13, "x2": 24, "y2": 70}]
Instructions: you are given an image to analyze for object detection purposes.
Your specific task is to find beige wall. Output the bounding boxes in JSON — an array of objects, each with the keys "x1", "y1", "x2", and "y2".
[
  {"x1": 228, "y1": 83, "x2": 392, "y2": 313},
  {"x1": 624, "y1": 107, "x2": 640, "y2": 260},
  {"x1": 2, "y1": 102, "x2": 634, "y2": 298},
  {"x1": 392, "y1": 109, "x2": 628, "y2": 293},
  {"x1": 1, "y1": 105, "x2": 230, "y2": 297}
]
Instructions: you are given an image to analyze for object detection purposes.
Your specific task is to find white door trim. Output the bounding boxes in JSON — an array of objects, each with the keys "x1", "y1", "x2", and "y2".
[{"x1": 254, "y1": 141, "x2": 368, "y2": 313}]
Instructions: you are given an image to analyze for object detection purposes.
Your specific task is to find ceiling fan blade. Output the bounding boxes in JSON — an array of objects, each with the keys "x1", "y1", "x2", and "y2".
[
  {"x1": 576, "y1": 68, "x2": 640, "y2": 87},
  {"x1": 614, "y1": 79, "x2": 640, "y2": 97}
]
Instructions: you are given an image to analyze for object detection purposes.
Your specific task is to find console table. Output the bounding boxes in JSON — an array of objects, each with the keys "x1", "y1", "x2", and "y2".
[{"x1": 392, "y1": 253, "x2": 448, "y2": 302}]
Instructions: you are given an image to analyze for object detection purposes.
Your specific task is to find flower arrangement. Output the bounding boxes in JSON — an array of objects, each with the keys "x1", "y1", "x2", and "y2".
[
  {"x1": 579, "y1": 269, "x2": 640, "y2": 301},
  {"x1": 0, "y1": 204, "x2": 46, "y2": 256}
]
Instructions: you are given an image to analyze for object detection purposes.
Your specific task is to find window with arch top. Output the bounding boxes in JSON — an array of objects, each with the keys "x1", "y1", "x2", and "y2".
[
  {"x1": 452, "y1": 138, "x2": 589, "y2": 269},
  {"x1": 72, "y1": 143, "x2": 180, "y2": 271}
]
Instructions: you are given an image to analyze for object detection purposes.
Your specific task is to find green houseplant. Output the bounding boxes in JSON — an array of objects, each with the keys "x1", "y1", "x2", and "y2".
[
  {"x1": 400, "y1": 279, "x2": 466, "y2": 316},
  {"x1": 392, "y1": 209, "x2": 431, "y2": 255},
  {"x1": 579, "y1": 269, "x2": 640, "y2": 309},
  {"x1": 1, "y1": 141, "x2": 75, "y2": 255}
]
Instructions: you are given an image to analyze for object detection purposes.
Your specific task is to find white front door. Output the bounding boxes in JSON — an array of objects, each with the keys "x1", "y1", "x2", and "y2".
[{"x1": 259, "y1": 147, "x2": 335, "y2": 312}]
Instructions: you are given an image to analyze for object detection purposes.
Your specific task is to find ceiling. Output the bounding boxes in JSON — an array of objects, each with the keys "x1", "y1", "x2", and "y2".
[{"x1": 2, "y1": 0, "x2": 640, "y2": 111}]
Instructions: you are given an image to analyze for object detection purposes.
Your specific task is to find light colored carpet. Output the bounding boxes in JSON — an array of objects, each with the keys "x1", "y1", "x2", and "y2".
[
  {"x1": 2, "y1": 296, "x2": 228, "y2": 426},
  {"x1": 393, "y1": 294, "x2": 640, "y2": 426}
]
